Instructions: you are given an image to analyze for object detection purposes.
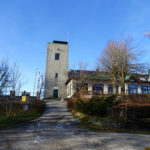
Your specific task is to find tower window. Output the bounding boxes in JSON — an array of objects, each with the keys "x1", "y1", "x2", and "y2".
[
  {"x1": 55, "y1": 53, "x2": 60, "y2": 60},
  {"x1": 55, "y1": 73, "x2": 58, "y2": 78}
]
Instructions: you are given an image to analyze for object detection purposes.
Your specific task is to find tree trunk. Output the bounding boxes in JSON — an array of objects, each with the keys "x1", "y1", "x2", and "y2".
[{"x1": 112, "y1": 80, "x2": 116, "y2": 94}]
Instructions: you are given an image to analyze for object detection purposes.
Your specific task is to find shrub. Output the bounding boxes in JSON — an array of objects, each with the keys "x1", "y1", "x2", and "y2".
[
  {"x1": 67, "y1": 98, "x2": 75, "y2": 112},
  {"x1": 105, "y1": 95, "x2": 116, "y2": 107},
  {"x1": 89, "y1": 97, "x2": 104, "y2": 115},
  {"x1": 74, "y1": 99, "x2": 87, "y2": 113},
  {"x1": 74, "y1": 95, "x2": 116, "y2": 116}
]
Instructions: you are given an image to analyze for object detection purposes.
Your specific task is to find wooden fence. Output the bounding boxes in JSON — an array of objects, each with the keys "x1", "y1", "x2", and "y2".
[{"x1": 0, "y1": 95, "x2": 37, "y2": 104}]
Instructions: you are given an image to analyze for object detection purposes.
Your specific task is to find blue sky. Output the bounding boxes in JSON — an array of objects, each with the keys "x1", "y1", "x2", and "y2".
[{"x1": 0, "y1": 0, "x2": 150, "y2": 92}]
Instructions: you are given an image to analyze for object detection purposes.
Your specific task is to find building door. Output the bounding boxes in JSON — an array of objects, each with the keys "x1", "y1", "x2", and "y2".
[{"x1": 53, "y1": 89, "x2": 58, "y2": 98}]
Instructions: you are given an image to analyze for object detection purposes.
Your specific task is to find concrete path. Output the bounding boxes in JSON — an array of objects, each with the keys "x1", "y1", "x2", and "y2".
[{"x1": 0, "y1": 100, "x2": 150, "y2": 150}]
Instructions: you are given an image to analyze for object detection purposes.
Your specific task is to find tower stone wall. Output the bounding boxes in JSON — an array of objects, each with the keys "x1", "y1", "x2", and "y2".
[{"x1": 44, "y1": 41, "x2": 68, "y2": 99}]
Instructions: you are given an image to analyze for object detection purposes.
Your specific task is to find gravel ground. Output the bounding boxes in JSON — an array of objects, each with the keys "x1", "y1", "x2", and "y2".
[{"x1": 0, "y1": 100, "x2": 150, "y2": 150}]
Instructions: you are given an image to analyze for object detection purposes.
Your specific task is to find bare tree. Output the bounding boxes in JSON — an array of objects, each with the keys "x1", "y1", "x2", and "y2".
[
  {"x1": 77, "y1": 61, "x2": 88, "y2": 91},
  {"x1": 9, "y1": 63, "x2": 25, "y2": 95},
  {"x1": 0, "y1": 60, "x2": 26, "y2": 117},
  {"x1": 39, "y1": 74, "x2": 45, "y2": 99},
  {"x1": 97, "y1": 37, "x2": 145, "y2": 94},
  {"x1": 70, "y1": 61, "x2": 88, "y2": 92},
  {"x1": 68, "y1": 62, "x2": 89, "y2": 99},
  {"x1": 10, "y1": 63, "x2": 21, "y2": 92},
  {"x1": 0, "y1": 59, "x2": 10, "y2": 95},
  {"x1": 97, "y1": 40, "x2": 120, "y2": 94}
]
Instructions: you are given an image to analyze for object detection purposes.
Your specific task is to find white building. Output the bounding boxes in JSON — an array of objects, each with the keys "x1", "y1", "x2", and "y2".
[{"x1": 66, "y1": 70, "x2": 150, "y2": 98}]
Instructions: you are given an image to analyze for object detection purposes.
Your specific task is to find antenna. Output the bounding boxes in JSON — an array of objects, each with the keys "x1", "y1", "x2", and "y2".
[
  {"x1": 66, "y1": 32, "x2": 70, "y2": 44},
  {"x1": 37, "y1": 71, "x2": 41, "y2": 92}
]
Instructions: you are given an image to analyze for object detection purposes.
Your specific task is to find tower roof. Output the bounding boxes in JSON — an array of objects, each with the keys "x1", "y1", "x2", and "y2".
[{"x1": 53, "y1": 40, "x2": 68, "y2": 44}]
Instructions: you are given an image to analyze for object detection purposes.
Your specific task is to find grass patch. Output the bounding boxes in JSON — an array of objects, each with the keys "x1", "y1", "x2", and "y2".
[
  {"x1": 0, "y1": 100, "x2": 46, "y2": 128},
  {"x1": 145, "y1": 147, "x2": 150, "y2": 150},
  {"x1": 78, "y1": 115, "x2": 150, "y2": 134},
  {"x1": 74, "y1": 111, "x2": 150, "y2": 134}
]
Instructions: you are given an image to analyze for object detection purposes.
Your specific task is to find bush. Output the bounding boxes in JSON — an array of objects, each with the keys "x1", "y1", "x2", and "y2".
[
  {"x1": 75, "y1": 99, "x2": 90, "y2": 114},
  {"x1": 67, "y1": 98, "x2": 75, "y2": 112},
  {"x1": 89, "y1": 97, "x2": 105, "y2": 115},
  {"x1": 74, "y1": 95, "x2": 116, "y2": 116},
  {"x1": 145, "y1": 147, "x2": 150, "y2": 150},
  {"x1": 106, "y1": 95, "x2": 116, "y2": 106}
]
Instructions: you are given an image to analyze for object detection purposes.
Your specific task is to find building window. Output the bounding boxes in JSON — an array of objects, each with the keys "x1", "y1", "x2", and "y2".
[
  {"x1": 128, "y1": 84, "x2": 138, "y2": 94},
  {"x1": 108, "y1": 84, "x2": 113, "y2": 94},
  {"x1": 116, "y1": 85, "x2": 119, "y2": 93},
  {"x1": 55, "y1": 73, "x2": 58, "y2": 78},
  {"x1": 92, "y1": 84, "x2": 104, "y2": 94},
  {"x1": 55, "y1": 53, "x2": 60, "y2": 60},
  {"x1": 141, "y1": 85, "x2": 150, "y2": 93}
]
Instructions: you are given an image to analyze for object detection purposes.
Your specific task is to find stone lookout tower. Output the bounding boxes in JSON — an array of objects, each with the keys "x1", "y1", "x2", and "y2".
[{"x1": 44, "y1": 40, "x2": 68, "y2": 99}]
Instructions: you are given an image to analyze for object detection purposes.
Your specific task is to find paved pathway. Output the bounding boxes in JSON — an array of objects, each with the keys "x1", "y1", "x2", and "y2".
[{"x1": 0, "y1": 100, "x2": 150, "y2": 150}]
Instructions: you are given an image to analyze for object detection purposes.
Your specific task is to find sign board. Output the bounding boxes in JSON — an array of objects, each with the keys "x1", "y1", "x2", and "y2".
[
  {"x1": 25, "y1": 104, "x2": 28, "y2": 111},
  {"x1": 22, "y1": 96, "x2": 26, "y2": 102}
]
